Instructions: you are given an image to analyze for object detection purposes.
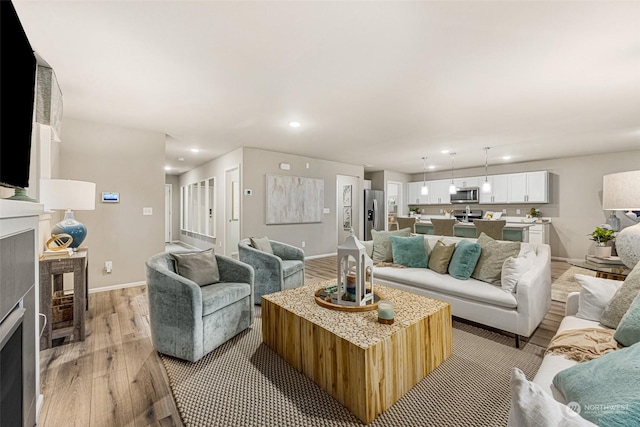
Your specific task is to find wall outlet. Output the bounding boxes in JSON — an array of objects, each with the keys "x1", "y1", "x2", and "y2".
[
  {"x1": 301, "y1": 241, "x2": 305, "y2": 248},
  {"x1": 219, "y1": 241, "x2": 223, "y2": 248},
  {"x1": 143, "y1": 207, "x2": 153, "y2": 215},
  {"x1": 516, "y1": 209, "x2": 521, "y2": 215},
  {"x1": 305, "y1": 163, "x2": 310, "y2": 169},
  {"x1": 105, "y1": 261, "x2": 113, "y2": 274},
  {"x1": 502, "y1": 209, "x2": 507, "y2": 214},
  {"x1": 323, "y1": 208, "x2": 330, "y2": 214},
  {"x1": 440, "y1": 209, "x2": 443, "y2": 213}
]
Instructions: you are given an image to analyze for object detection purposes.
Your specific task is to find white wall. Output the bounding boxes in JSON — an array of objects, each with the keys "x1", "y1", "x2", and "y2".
[
  {"x1": 408, "y1": 149, "x2": 640, "y2": 259},
  {"x1": 59, "y1": 119, "x2": 165, "y2": 290}
]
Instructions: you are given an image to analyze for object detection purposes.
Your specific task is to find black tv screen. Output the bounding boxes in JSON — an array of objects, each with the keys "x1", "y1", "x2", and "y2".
[{"x1": 0, "y1": 1, "x2": 37, "y2": 189}]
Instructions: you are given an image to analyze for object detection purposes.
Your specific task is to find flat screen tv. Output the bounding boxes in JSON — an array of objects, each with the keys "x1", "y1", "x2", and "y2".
[{"x1": 0, "y1": 1, "x2": 37, "y2": 189}]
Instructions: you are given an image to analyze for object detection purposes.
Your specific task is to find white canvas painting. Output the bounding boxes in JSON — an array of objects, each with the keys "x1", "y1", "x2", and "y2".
[{"x1": 266, "y1": 174, "x2": 324, "y2": 224}]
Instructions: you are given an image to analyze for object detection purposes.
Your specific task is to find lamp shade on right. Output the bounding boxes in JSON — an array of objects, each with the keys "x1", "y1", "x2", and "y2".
[{"x1": 602, "y1": 170, "x2": 640, "y2": 269}]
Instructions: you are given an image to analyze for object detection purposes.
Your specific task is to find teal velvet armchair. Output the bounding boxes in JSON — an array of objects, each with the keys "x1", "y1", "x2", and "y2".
[
  {"x1": 238, "y1": 239, "x2": 305, "y2": 305},
  {"x1": 145, "y1": 250, "x2": 254, "y2": 362}
]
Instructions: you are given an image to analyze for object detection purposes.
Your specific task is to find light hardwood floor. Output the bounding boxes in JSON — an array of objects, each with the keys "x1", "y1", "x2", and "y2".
[{"x1": 38, "y1": 258, "x2": 571, "y2": 426}]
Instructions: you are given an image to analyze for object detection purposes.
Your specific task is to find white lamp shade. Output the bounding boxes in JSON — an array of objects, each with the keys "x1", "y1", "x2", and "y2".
[
  {"x1": 40, "y1": 179, "x2": 96, "y2": 211},
  {"x1": 482, "y1": 180, "x2": 492, "y2": 193},
  {"x1": 421, "y1": 184, "x2": 428, "y2": 195},
  {"x1": 603, "y1": 171, "x2": 640, "y2": 210}
]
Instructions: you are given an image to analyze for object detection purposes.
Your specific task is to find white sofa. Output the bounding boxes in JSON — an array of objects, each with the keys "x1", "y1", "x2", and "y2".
[{"x1": 363, "y1": 235, "x2": 552, "y2": 346}]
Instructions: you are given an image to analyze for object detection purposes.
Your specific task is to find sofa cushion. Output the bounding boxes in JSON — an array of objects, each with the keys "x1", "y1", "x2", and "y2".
[
  {"x1": 390, "y1": 235, "x2": 428, "y2": 268},
  {"x1": 573, "y1": 274, "x2": 623, "y2": 322},
  {"x1": 448, "y1": 239, "x2": 481, "y2": 280},
  {"x1": 472, "y1": 233, "x2": 521, "y2": 285},
  {"x1": 250, "y1": 236, "x2": 274, "y2": 254},
  {"x1": 600, "y1": 261, "x2": 640, "y2": 328},
  {"x1": 171, "y1": 248, "x2": 220, "y2": 286},
  {"x1": 201, "y1": 282, "x2": 251, "y2": 317},
  {"x1": 509, "y1": 368, "x2": 597, "y2": 427},
  {"x1": 374, "y1": 266, "x2": 518, "y2": 309},
  {"x1": 371, "y1": 228, "x2": 411, "y2": 262},
  {"x1": 501, "y1": 247, "x2": 536, "y2": 293},
  {"x1": 553, "y1": 341, "x2": 640, "y2": 426},
  {"x1": 614, "y1": 293, "x2": 640, "y2": 347},
  {"x1": 282, "y1": 259, "x2": 304, "y2": 277},
  {"x1": 428, "y1": 240, "x2": 456, "y2": 274}
]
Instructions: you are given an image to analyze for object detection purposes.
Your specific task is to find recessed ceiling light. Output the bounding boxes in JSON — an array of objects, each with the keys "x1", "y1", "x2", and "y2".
[
  {"x1": 428, "y1": 165, "x2": 436, "y2": 170},
  {"x1": 178, "y1": 157, "x2": 185, "y2": 161},
  {"x1": 289, "y1": 121, "x2": 301, "y2": 128},
  {"x1": 440, "y1": 150, "x2": 449, "y2": 154},
  {"x1": 503, "y1": 155, "x2": 512, "y2": 160},
  {"x1": 164, "y1": 166, "x2": 171, "y2": 171},
  {"x1": 190, "y1": 148, "x2": 200, "y2": 153}
]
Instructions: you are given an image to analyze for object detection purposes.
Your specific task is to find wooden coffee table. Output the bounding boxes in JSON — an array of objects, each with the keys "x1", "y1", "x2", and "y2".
[{"x1": 262, "y1": 282, "x2": 452, "y2": 424}]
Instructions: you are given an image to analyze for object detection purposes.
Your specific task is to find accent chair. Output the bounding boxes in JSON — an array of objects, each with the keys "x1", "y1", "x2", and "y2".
[{"x1": 238, "y1": 238, "x2": 305, "y2": 305}]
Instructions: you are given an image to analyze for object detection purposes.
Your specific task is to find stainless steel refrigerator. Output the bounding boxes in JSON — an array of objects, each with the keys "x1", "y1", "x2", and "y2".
[{"x1": 364, "y1": 189, "x2": 385, "y2": 240}]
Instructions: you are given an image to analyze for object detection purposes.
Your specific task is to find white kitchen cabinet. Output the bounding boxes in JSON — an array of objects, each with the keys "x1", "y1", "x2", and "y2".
[
  {"x1": 430, "y1": 179, "x2": 451, "y2": 205},
  {"x1": 479, "y1": 174, "x2": 509, "y2": 204},
  {"x1": 508, "y1": 171, "x2": 548, "y2": 203},
  {"x1": 453, "y1": 177, "x2": 479, "y2": 189},
  {"x1": 407, "y1": 181, "x2": 429, "y2": 205},
  {"x1": 528, "y1": 223, "x2": 549, "y2": 244}
]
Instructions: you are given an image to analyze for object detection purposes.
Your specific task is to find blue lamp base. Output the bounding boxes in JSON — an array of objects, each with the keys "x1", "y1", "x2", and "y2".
[{"x1": 52, "y1": 210, "x2": 87, "y2": 249}]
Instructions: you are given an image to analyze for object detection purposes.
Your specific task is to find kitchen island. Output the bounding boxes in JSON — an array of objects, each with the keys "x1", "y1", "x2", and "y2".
[{"x1": 414, "y1": 220, "x2": 535, "y2": 242}]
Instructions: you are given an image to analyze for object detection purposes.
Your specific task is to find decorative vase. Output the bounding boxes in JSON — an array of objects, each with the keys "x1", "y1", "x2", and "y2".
[{"x1": 595, "y1": 244, "x2": 612, "y2": 258}]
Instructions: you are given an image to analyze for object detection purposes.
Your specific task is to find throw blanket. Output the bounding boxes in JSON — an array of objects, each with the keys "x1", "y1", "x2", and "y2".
[{"x1": 546, "y1": 328, "x2": 621, "y2": 362}]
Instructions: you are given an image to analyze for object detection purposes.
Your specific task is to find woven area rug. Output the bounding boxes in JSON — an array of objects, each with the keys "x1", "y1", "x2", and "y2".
[
  {"x1": 161, "y1": 318, "x2": 543, "y2": 427},
  {"x1": 551, "y1": 266, "x2": 596, "y2": 303}
]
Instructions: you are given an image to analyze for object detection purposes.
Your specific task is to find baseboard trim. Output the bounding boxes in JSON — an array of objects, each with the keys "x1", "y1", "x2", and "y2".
[
  {"x1": 551, "y1": 256, "x2": 570, "y2": 262},
  {"x1": 305, "y1": 252, "x2": 337, "y2": 260},
  {"x1": 89, "y1": 280, "x2": 146, "y2": 294}
]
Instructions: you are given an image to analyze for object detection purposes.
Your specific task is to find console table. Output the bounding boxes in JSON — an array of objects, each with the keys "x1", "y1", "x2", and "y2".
[
  {"x1": 568, "y1": 258, "x2": 630, "y2": 281},
  {"x1": 39, "y1": 248, "x2": 88, "y2": 349}
]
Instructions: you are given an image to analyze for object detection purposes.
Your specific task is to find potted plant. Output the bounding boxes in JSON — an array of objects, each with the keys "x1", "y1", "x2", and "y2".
[
  {"x1": 588, "y1": 226, "x2": 616, "y2": 258},
  {"x1": 529, "y1": 208, "x2": 542, "y2": 218}
]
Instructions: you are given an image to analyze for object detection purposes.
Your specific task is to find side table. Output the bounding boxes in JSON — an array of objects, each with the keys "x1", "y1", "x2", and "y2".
[
  {"x1": 39, "y1": 248, "x2": 88, "y2": 349},
  {"x1": 567, "y1": 258, "x2": 630, "y2": 281}
]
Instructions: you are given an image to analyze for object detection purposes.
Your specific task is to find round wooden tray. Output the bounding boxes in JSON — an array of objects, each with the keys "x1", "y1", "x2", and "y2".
[{"x1": 314, "y1": 287, "x2": 385, "y2": 312}]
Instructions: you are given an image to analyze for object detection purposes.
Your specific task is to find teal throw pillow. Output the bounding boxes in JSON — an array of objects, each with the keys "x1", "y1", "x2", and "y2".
[
  {"x1": 390, "y1": 235, "x2": 428, "y2": 268},
  {"x1": 448, "y1": 239, "x2": 482, "y2": 280},
  {"x1": 552, "y1": 341, "x2": 640, "y2": 426},
  {"x1": 614, "y1": 293, "x2": 640, "y2": 347}
]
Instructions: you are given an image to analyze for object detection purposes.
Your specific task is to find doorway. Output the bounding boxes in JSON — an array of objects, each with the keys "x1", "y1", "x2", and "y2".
[
  {"x1": 225, "y1": 166, "x2": 240, "y2": 258},
  {"x1": 164, "y1": 184, "x2": 172, "y2": 243},
  {"x1": 386, "y1": 181, "x2": 402, "y2": 230}
]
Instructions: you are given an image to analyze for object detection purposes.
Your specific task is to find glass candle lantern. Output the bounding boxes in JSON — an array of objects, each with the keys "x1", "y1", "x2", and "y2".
[{"x1": 378, "y1": 300, "x2": 394, "y2": 324}]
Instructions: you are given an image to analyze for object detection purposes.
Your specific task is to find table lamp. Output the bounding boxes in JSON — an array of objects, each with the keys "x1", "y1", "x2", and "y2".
[
  {"x1": 602, "y1": 170, "x2": 640, "y2": 269},
  {"x1": 40, "y1": 179, "x2": 96, "y2": 250}
]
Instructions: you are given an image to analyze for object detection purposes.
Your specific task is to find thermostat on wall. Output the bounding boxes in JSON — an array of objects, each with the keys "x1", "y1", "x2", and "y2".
[{"x1": 102, "y1": 192, "x2": 120, "y2": 203}]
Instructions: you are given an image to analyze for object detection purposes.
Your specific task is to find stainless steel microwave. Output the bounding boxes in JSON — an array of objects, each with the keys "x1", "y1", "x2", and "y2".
[{"x1": 450, "y1": 187, "x2": 479, "y2": 204}]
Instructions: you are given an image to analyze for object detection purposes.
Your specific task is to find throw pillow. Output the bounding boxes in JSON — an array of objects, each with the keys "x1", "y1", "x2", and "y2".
[
  {"x1": 250, "y1": 236, "x2": 274, "y2": 254},
  {"x1": 553, "y1": 341, "x2": 640, "y2": 426},
  {"x1": 371, "y1": 228, "x2": 411, "y2": 262},
  {"x1": 448, "y1": 239, "x2": 481, "y2": 280},
  {"x1": 428, "y1": 240, "x2": 456, "y2": 274},
  {"x1": 573, "y1": 274, "x2": 623, "y2": 322},
  {"x1": 501, "y1": 247, "x2": 536, "y2": 293},
  {"x1": 471, "y1": 233, "x2": 521, "y2": 285},
  {"x1": 508, "y1": 368, "x2": 597, "y2": 427},
  {"x1": 390, "y1": 235, "x2": 428, "y2": 268},
  {"x1": 600, "y1": 261, "x2": 640, "y2": 329},
  {"x1": 614, "y1": 293, "x2": 640, "y2": 347},
  {"x1": 171, "y1": 248, "x2": 220, "y2": 286}
]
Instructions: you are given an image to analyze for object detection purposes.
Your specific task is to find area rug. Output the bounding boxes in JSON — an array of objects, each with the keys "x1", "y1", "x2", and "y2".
[
  {"x1": 161, "y1": 319, "x2": 543, "y2": 427},
  {"x1": 551, "y1": 266, "x2": 595, "y2": 303}
]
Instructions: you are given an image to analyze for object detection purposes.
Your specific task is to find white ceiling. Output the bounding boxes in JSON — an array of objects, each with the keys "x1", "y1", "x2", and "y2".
[{"x1": 14, "y1": 1, "x2": 640, "y2": 175}]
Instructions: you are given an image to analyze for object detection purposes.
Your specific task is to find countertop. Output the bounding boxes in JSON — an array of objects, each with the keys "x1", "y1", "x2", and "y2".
[{"x1": 415, "y1": 220, "x2": 535, "y2": 229}]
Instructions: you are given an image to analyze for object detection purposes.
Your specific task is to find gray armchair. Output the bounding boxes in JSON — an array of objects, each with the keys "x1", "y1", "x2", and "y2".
[
  {"x1": 238, "y1": 238, "x2": 305, "y2": 305},
  {"x1": 145, "y1": 250, "x2": 254, "y2": 362}
]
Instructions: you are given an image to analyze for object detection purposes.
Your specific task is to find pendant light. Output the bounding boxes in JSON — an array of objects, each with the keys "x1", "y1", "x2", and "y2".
[
  {"x1": 421, "y1": 156, "x2": 428, "y2": 195},
  {"x1": 448, "y1": 153, "x2": 457, "y2": 194},
  {"x1": 482, "y1": 147, "x2": 492, "y2": 193}
]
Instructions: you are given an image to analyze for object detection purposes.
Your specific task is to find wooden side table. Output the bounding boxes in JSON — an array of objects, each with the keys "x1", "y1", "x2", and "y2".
[{"x1": 39, "y1": 248, "x2": 88, "y2": 349}]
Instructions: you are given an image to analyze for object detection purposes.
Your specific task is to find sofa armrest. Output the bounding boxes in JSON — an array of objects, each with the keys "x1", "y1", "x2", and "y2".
[
  {"x1": 514, "y1": 244, "x2": 552, "y2": 337},
  {"x1": 271, "y1": 240, "x2": 305, "y2": 261},
  {"x1": 565, "y1": 292, "x2": 580, "y2": 316}
]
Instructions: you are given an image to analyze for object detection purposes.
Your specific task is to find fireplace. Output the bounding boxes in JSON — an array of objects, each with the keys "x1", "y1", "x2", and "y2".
[{"x1": 0, "y1": 229, "x2": 37, "y2": 426}]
